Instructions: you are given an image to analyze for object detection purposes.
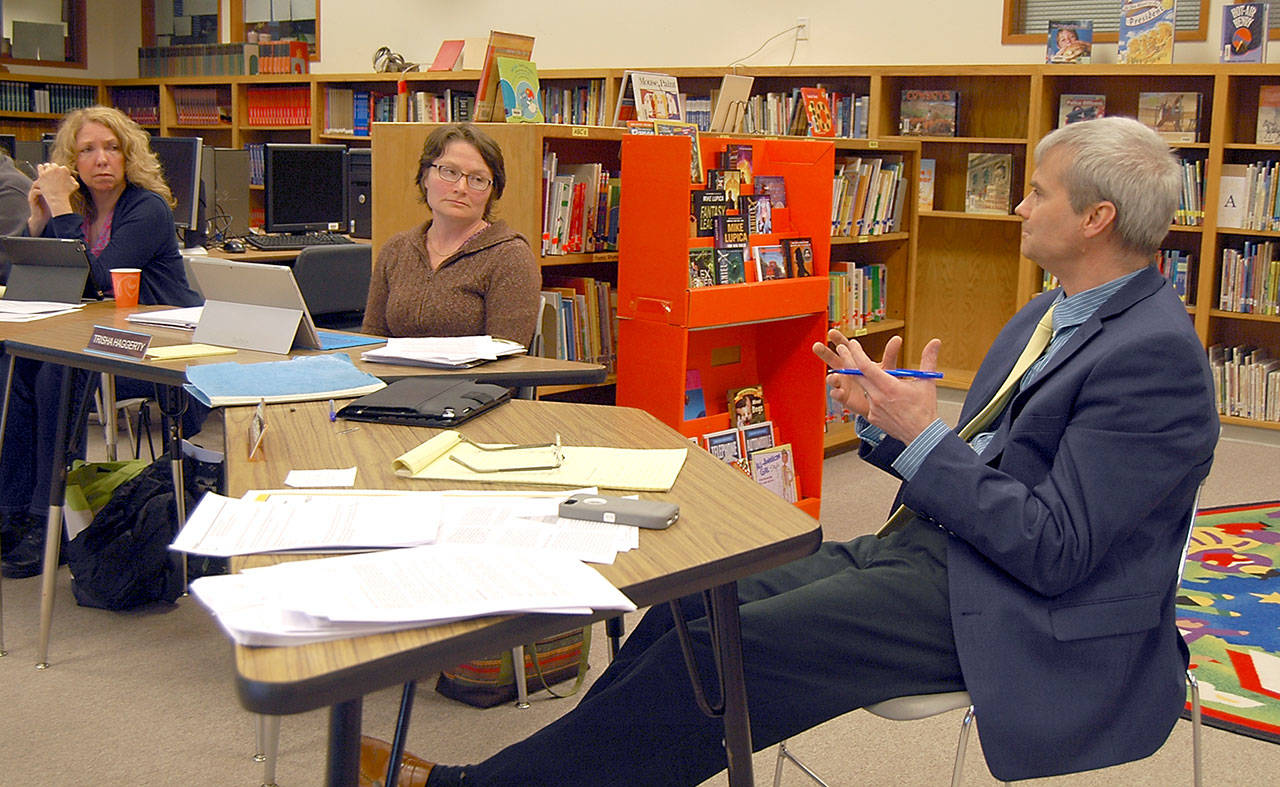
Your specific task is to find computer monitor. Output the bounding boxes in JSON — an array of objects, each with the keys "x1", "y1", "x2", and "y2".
[
  {"x1": 263, "y1": 143, "x2": 348, "y2": 234},
  {"x1": 149, "y1": 136, "x2": 203, "y2": 232}
]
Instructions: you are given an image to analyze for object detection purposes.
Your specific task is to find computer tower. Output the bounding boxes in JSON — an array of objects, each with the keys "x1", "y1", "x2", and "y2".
[
  {"x1": 347, "y1": 148, "x2": 371, "y2": 239},
  {"x1": 201, "y1": 146, "x2": 251, "y2": 240}
]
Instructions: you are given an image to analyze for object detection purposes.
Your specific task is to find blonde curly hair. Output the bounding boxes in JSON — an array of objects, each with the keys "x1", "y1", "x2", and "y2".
[{"x1": 49, "y1": 105, "x2": 174, "y2": 219}]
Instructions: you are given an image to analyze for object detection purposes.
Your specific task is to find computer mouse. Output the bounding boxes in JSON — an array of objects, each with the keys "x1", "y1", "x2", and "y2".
[{"x1": 224, "y1": 239, "x2": 246, "y2": 253}]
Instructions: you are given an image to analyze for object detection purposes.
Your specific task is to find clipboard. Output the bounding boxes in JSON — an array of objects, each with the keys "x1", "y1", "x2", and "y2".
[{"x1": 336, "y1": 377, "x2": 512, "y2": 428}]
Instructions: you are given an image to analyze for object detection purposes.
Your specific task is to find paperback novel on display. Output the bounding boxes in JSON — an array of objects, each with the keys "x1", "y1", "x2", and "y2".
[
  {"x1": 703, "y1": 427, "x2": 745, "y2": 467},
  {"x1": 714, "y1": 248, "x2": 746, "y2": 285},
  {"x1": 728, "y1": 385, "x2": 766, "y2": 428},
  {"x1": 740, "y1": 421, "x2": 775, "y2": 454},
  {"x1": 755, "y1": 175, "x2": 787, "y2": 209},
  {"x1": 713, "y1": 214, "x2": 749, "y2": 250},
  {"x1": 738, "y1": 194, "x2": 770, "y2": 235},
  {"x1": 691, "y1": 189, "x2": 730, "y2": 237},
  {"x1": 688, "y1": 248, "x2": 717, "y2": 288},
  {"x1": 1257, "y1": 86, "x2": 1280, "y2": 145},
  {"x1": 1046, "y1": 20, "x2": 1092, "y2": 63},
  {"x1": 1118, "y1": 0, "x2": 1175, "y2": 64},
  {"x1": 899, "y1": 90, "x2": 958, "y2": 137},
  {"x1": 653, "y1": 118, "x2": 702, "y2": 183},
  {"x1": 1058, "y1": 94, "x2": 1105, "y2": 127},
  {"x1": 707, "y1": 169, "x2": 743, "y2": 203},
  {"x1": 1221, "y1": 2, "x2": 1268, "y2": 63},
  {"x1": 1137, "y1": 91, "x2": 1201, "y2": 143},
  {"x1": 781, "y1": 238, "x2": 815, "y2": 278},
  {"x1": 750, "y1": 443, "x2": 798, "y2": 503},
  {"x1": 752, "y1": 245, "x2": 787, "y2": 281},
  {"x1": 965, "y1": 153, "x2": 1013, "y2": 215},
  {"x1": 495, "y1": 57, "x2": 544, "y2": 123},
  {"x1": 724, "y1": 144, "x2": 753, "y2": 185}
]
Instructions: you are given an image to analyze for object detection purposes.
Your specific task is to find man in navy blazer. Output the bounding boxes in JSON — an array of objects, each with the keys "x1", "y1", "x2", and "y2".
[{"x1": 366, "y1": 117, "x2": 1219, "y2": 787}]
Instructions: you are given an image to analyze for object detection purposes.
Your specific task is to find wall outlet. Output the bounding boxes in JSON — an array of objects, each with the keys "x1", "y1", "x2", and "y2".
[{"x1": 796, "y1": 17, "x2": 810, "y2": 40}]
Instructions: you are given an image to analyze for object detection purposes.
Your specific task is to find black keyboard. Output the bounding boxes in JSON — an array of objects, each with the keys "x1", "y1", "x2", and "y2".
[{"x1": 243, "y1": 233, "x2": 355, "y2": 251}]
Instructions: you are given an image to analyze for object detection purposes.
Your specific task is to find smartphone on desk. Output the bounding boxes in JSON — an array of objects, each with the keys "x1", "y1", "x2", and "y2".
[{"x1": 559, "y1": 493, "x2": 679, "y2": 529}]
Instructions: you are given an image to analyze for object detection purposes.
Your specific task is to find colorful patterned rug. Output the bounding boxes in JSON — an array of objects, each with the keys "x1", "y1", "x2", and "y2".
[{"x1": 1178, "y1": 500, "x2": 1280, "y2": 744}]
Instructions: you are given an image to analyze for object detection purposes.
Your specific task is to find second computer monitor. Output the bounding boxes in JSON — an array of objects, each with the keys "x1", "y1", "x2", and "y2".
[
  {"x1": 263, "y1": 143, "x2": 348, "y2": 234},
  {"x1": 150, "y1": 135, "x2": 203, "y2": 232}
]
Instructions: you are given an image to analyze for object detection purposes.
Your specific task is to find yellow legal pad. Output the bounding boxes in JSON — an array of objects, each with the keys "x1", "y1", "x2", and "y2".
[
  {"x1": 393, "y1": 430, "x2": 688, "y2": 492},
  {"x1": 146, "y1": 343, "x2": 238, "y2": 361}
]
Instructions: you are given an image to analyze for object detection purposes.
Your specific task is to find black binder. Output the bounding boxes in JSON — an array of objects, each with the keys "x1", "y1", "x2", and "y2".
[{"x1": 336, "y1": 377, "x2": 512, "y2": 427}]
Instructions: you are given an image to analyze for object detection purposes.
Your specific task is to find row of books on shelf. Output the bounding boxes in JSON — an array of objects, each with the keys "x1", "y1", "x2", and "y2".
[
  {"x1": 0, "y1": 81, "x2": 96, "y2": 115},
  {"x1": 173, "y1": 86, "x2": 230, "y2": 125},
  {"x1": 1210, "y1": 344, "x2": 1280, "y2": 423},
  {"x1": 1219, "y1": 160, "x2": 1280, "y2": 231},
  {"x1": 538, "y1": 277, "x2": 617, "y2": 371},
  {"x1": 685, "y1": 379, "x2": 798, "y2": 502},
  {"x1": 244, "y1": 85, "x2": 311, "y2": 126},
  {"x1": 540, "y1": 153, "x2": 620, "y2": 256},
  {"x1": 244, "y1": 143, "x2": 265, "y2": 186},
  {"x1": 1220, "y1": 242, "x2": 1280, "y2": 315},
  {"x1": 833, "y1": 154, "x2": 906, "y2": 236},
  {"x1": 1156, "y1": 249, "x2": 1194, "y2": 304},
  {"x1": 137, "y1": 41, "x2": 307, "y2": 78},
  {"x1": 112, "y1": 88, "x2": 160, "y2": 125},
  {"x1": 829, "y1": 262, "x2": 888, "y2": 333},
  {"x1": 540, "y1": 81, "x2": 608, "y2": 126}
]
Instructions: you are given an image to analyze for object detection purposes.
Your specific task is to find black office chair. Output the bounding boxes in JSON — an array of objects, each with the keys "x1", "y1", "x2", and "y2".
[{"x1": 293, "y1": 244, "x2": 373, "y2": 330}]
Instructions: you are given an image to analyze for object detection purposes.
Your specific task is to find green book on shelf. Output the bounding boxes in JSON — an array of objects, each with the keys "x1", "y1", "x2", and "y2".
[{"x1": 496, "y1": 56, "x2": 544, "y2": 123}]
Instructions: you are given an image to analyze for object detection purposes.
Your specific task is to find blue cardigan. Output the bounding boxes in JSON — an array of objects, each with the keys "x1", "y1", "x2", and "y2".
[{"x1": 37, "y1": 182, "x2": 201, "y2": 307}]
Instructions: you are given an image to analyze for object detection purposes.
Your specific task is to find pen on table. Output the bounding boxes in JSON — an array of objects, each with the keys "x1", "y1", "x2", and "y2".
[
  {"x1": 328, "y1": 399, "x2": 337, "y2": 422},
  {"x1": 832, "y1": 369, "x2": 944, "y2": 380}
]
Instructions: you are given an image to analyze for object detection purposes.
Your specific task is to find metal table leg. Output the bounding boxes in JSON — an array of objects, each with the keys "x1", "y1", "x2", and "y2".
[{"x1": 326, "y1": 698, "x2": 363, "y2": 787}]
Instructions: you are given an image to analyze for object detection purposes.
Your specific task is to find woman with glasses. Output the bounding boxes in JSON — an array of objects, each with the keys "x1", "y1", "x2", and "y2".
[{"x1": 361, "y1": 123, "x2": 540, "y2": 345}]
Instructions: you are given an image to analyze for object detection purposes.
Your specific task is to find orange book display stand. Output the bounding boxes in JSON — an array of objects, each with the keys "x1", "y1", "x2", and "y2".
[{"x1": 616, "y1": 134, "x2": 834, "y2": 519}]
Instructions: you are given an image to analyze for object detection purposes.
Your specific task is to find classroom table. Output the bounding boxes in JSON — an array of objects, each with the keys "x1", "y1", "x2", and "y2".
[
  {"x1": 0, "y1": 301, "x2": 605, "y2": 667},
  {"x1": 221, "y1": 398, "x2": 822, "y2": 787}
]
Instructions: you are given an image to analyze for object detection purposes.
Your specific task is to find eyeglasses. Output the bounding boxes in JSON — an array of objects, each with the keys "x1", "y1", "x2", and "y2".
[{"x1": 429, "y1": 164, "x2": 493, "y2": 192}]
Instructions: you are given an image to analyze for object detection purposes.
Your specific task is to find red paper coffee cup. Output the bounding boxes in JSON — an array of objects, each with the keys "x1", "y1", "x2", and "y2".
[{"x1": 110, "y1": 268, "x2": 141, "y2": 307}]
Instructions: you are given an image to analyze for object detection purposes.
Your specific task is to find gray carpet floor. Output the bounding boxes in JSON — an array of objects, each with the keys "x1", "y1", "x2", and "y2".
[{"x1": 0, "y1": 390, "x2": 1277, "y2": 785}]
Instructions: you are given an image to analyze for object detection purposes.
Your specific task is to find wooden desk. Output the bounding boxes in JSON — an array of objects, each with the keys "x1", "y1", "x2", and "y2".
[
  {"x1": 0, "y1": 303, "x2": 605, "y2": 667},
  {"x1": 222, "y1": 398, "x2": 821, "y2": 786}
]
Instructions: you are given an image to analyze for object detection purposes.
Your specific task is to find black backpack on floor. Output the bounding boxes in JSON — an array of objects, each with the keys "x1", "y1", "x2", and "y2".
[{"x1": 65, "y1": 452, "x2": 224, "y2": 611}]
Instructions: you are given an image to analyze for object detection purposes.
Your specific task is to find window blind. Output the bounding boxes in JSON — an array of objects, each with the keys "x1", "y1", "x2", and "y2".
[{"x1": 1020, "y1": 0, "x2": 1202, "y2": 36}]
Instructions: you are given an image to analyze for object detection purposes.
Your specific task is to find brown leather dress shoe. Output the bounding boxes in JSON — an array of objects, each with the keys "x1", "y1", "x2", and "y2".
[{"x1": 359, "y1": 734, "x2": 434, "y2": 787}]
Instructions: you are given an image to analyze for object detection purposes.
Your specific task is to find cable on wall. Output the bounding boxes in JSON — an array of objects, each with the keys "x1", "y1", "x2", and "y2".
[{"x1": 728, "y1": 25, "x2": 803, "y2": 68}]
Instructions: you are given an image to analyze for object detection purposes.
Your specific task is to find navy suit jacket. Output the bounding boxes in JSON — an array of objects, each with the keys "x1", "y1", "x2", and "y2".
[{"x1": 862, "y1": 265, "x2": 1218, "y2": 780}]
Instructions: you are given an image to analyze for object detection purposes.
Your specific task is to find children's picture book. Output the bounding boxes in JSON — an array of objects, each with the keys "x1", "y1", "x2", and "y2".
[
  {"x1": 899, "y1": 90, "x2": 958, "y2": 136},
  {"x1": 713, "y1": 214, "x2": 749, "y2": 250},
  {"x1": 474, "y1": 31, "x2": 535, "y2": 122},
  {"x1": 1222, "y1": 2, "x2": 1268, "y2": 63},
  {"x1": 1257, "y1": 86, "x2": 1280, "y2": 144},
  {"x1": 1118, "y1": 0, "x2": 1175, "y2": 64},
  {"x1": 1058, "y1": 94, "x2": 1106, "y2": 127},
  {"x1": 496, "y1": 57, "x2": 544, "y2": 123},
  {"x1": 689, "y1": 248, "x2": 717, "y2": 288},
  {"x1": 965, "y1": 153, "x2": 1013, "y2": 215},
  {"x1": 1046, "y1": 20, "x2": 1093, "y2": 63},
  {"x1": 726, "y1": 144, "x2": 753, "y2": 185},
  {"x1": 781, "y1": 237, "x2": 815, "y2": 278},
  {"x1": 752, "y1": 245, "x2": 787, "y2": 281},
  {"x1": 750, "y1": 443, "x2": 798, "y2": 503},
  {"x1": 684, "y1": 369, "x2": 707, "y2": 419},
  {"x1": 714, "y1": 248, "x2": 746, "y2": 285},
  {"x1": 631, "y1": 71, "x2": 683, "y2": 122},
  {"x1": 728, "y1": 385, "x2": 766, "y2": 428},
  {"x1": 625, "y1": 120, "x2": 657, "y2": 135},
  {"x1": 707, "y1": 169, "x2": 743, "y2": 203},
  {"x1": 691, "y1": 189, "x2": 730, "y2": 237},
  {"x1": 1137, "y1": 92, "x2": 1202, "y2": 143},
  {"x1": 710, "y1": 74, "x2": 755, "y2": 133},
  {"x1": 918, "y1": 158, "x2": 936, "y2": 212},
  {"x1": 654, "y1": 118, "x2": 702, "y2": 183},
  {"x1": 799, "y1": 87, "x2": 835, "y2": 137},
  {"x1": 703, "y1": 426, "x2": 745, "y2": 467},
  {"x1": 740, "y1": 420, "x2": 775, "y2": 454},
  {"x1": 755, "y1": 175, "x2": 787, "y2": 209}
]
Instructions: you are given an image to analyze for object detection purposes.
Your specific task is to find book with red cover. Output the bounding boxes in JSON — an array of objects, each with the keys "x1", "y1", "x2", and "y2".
[
  {"x1": 430, "y1": 40, "x2": 465, "y2": 71},
  {"x1": 799, "y1": 87, "x2": 835, "y2": 137}
]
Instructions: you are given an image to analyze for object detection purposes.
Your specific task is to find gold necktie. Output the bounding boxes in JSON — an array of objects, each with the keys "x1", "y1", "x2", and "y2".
[{"x1": 877, "y1": 305, "x2": 1056, "y2": 537}]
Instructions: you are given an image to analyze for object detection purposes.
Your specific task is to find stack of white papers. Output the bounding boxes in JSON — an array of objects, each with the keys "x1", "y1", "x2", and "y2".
[
  {"x1": 0, "y1": 300, "x2": 82, "y2": 322},
  {"x1": 361, "y1": 335, "x2": 526, "y2": 369},
  {"x1": 125, "y1": 305, "x2": 203, "y2": 329},
  {"x1": 190, "y1": 543, "x2": 637, "y2": 646}
]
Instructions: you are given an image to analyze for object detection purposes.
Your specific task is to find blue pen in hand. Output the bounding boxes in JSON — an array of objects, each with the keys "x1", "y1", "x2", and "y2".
[{"x1": 832, "y1": 369, "x2": 943, "y2": 380}]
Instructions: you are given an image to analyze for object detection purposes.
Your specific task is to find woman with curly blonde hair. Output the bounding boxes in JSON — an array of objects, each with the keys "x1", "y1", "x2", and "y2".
[{"x1": 2, "y1": 106, "x2": 202, "y2": 580}]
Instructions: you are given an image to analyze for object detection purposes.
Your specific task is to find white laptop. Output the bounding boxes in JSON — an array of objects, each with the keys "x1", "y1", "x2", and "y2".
[{"x1": 184, "y1": 257, "x2": 321, "y2": 355}]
